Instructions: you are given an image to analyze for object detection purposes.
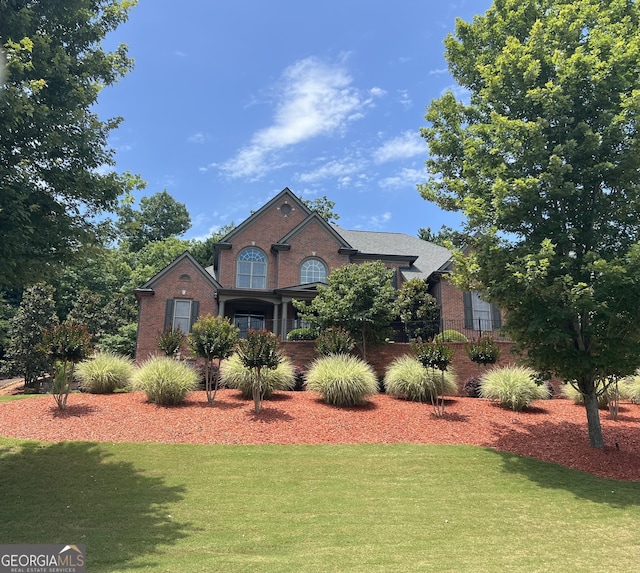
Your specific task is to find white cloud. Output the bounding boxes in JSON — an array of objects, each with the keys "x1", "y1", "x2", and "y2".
[
  {"x1": 369, "y1": 86, "x2": 387, "y2": 98},
  {"x1": 378, "y1": 167, "x2": 425, "y2": 190},
  {"x1": 397, "y1": 89, "x2": 412, "y2": 109},
  {"x1": 429, "y1": 68, "x2": 449, "y2": 75},
  {"x1": 219, "y1": 57, "x2": 368, "y2": 180},
  {"x1": 297, "y1": 157, "x2": 365, "y2": 185},
  {"x1": 373, "y1": 130, "x2": 425, "y2": 164},
  {"x1": 188, "y1": 132, "x2": 207, "y2": 144},
  {"x1": 365, "y1": 212, "x2": 392, "y2": 229}
]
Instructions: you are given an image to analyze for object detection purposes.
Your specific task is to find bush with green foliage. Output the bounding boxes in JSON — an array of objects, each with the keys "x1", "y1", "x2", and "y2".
[
  {"x1": 305, "y1": 354, "x2": 378, "y2": 407},
  {"x1": 466, "y1": 336, "x2": 501, "y2": 366},
  {"x1": 394, "y1": 278, "x2": 440, "y2": 341},
  {"x1": 157, "y1": 327, "x2": 185, "y2": 357},
  {"x1": 480, "y1": 366, "x2": 549, "y2": 411},
  {"x1": 384, "y1": 355, "x2": 457, "y2": 402},
  {"x1": 133, "y1": 356, "x2": 198, "y2": 405},
  {"x1": 4, "y1": 283, "x2": 59, "y2": 391},
  {"x1": 75, "y1": 352, "x2": 134, "y2": 393},
  {"x1": 97, "y1": 323, "x2": 138, "y2": 358},
  {"x1": 315, "y1": 326, "x2": 355, "y2": 356},
  {"x1": 287, "y1": 328, "x2": 317, "y2": 341},
  {"x1": 220, "y1": 353, "x2": 295, "y2": 399},
  {"x1": 561, "y1": 380, "x2": 617, "y2": 408},
  {"x1": 434, "y1": 330, "x2": 468, "y2": 343}
]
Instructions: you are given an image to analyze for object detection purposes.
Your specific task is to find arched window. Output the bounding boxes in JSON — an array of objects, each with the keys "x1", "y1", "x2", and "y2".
[
  {"x1": 237, "y1": 247, "x2": 267, "y2": 288},
  {"x1": 300, "y1": 258, "x2": 327, "y2": 284}
]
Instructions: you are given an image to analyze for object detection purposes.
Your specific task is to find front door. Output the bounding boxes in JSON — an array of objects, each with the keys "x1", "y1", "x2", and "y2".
[{"x1": 234, "y1": 313, "x2": 265, "y2": 337}]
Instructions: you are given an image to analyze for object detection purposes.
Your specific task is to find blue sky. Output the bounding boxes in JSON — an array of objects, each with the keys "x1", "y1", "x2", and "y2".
[{"x1": 96, "y1": 0, "x2": 493, "y2": 241}]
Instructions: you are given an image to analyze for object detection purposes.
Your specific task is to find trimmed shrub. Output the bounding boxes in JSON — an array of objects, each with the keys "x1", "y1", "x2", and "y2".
[
  {"x1": 315, "y1": 326, "x2": 355, "y2": 356},
  {"x1": 384, "y1": 355, "x2": 458, "y2": 402},
  {"x1": 463, "y1": 376, "x2": 482, "y2": 398},
  {"x1": 157, "y1": 327, "x2": 185, "y2": 357},
  {"x1": 305, "y1": 354, "x2": 378, "y2": 407},
  {"x1": 434, "y1": 330, "x2": 468, "y2": 343},
  {"x1": 287, "y1": 328, "x2": 317, "y2": 341},
  {"x1": 76, "y1": 352, "x2": 134, "y2": 393},
  {"x1": 220, "y1": 353, "x2": 295, "y2": 399},
  {"x1": 466, "y1": 336, "x2": 500, "y2": 366},
  {"x1": 480, "y1": 365, "x2": 549, "y2": 411},
  {"x1": 133, "y1": 356, "x2": 198, "y2": 405},
  {"x1": 561, "y1": 380, "x2": 616, "y2": 408}
]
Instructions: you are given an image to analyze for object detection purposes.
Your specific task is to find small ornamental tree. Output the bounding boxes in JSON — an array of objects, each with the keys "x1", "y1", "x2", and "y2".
[
  {"x1": 412, "y1": 340, "x2": 454, "y2": 417},
  {"x1": 43, "y1": 321, "x2": 92, "y2": 410},
  {"x1": 188, "y1": 314, "x2": 239, "y2": 404},
  {"x1": 395, "y1": 278, "x2": 440, "y2": 341},
  {"x1": 236, "y1": 330, "x2": 282, "y2": 414}
]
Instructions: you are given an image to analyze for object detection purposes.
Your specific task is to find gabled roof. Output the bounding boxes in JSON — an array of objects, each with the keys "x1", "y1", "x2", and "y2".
[
  {"x1": 278, "y1": 211, "x2": 352, "y2": 249},
  {"x1": 138, "y1": 251, "x2": 221, "y2": 290},
  {"x1": 333, "y1": 227, "x2": 452, "y2": 281},
  {"x1": 218, "y1": 187, "x2": 310, "y2": 243}
]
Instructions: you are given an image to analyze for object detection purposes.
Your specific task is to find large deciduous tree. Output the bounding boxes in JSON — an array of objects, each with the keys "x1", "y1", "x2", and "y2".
[
  {"x1": 0, "y1": 0, "x2": 139, "y2": 287},
  {"x1": 294, "y1": 261, "x2": 396, "y2": 359},
  {"x1": 419, "y1": 0, "x2": 640, "y2": 448}
]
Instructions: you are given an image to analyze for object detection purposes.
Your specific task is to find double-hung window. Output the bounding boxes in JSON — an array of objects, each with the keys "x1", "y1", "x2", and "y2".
[
  {"x1": 463, "y1": 291, "x2": 501, "y2": 331},
  {"x1": 164, "y1": 299, "x2": 199, "y2": 333}
]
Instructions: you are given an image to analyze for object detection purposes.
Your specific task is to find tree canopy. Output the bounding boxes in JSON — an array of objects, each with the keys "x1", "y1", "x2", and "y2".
[
  {"x1": 116, "y1": 190, "x2": 191, "y2": 251},
  {"x1": 419, "y1": 0, "x2": 640, "y2": 447},
  {"x1": 293, "y1": 261, "x2": 396, "y2": 359},
  {"x1": 0, "y1": 0, "x2": 139, "y2": 287}
]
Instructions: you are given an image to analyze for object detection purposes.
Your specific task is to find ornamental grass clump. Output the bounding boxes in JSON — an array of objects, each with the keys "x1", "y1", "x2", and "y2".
[
  {"x1": 305, "y1": 354, "x2": 378, "y2": 407},
  {"x1": 480, "y1": 365, "x2": 549, "y2": 411},
  {"x1": 133, "y1": 356, "x2": 198, "y2": 405},
  {"x1": 561, "y1": 380, "x2": 616, "y2": 408},
  {"x1": 75, "y1": 352, "x2": 134, "y2": 393},
  {"x1": 220, "y1": 353, "x2": 295, "y2": 399},
  {"x1": 384, "y1": 355, "x2": 457, "y2": 402},
  {"x1": 621, "y1": 372, "x2": 640, "y2": 404}
]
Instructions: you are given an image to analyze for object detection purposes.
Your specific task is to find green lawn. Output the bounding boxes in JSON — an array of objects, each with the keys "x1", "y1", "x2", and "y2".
[{"x1": 0, "y1": 439, "x2": 637, "y2": 572}]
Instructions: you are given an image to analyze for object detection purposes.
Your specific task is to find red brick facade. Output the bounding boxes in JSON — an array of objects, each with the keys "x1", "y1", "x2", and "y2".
[{"x1": 134, "y1": 187, "x2": 500, "y2": 362}]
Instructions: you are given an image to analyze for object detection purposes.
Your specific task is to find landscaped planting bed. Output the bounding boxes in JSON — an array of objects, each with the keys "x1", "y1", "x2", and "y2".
[{"x1": 0, "y1": 389, "x2": 638, "y2": 481}]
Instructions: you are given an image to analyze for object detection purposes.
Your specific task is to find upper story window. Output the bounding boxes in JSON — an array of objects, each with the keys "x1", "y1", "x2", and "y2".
[
  {"x1": 237, "y1": 247, "x2": 267, "y2": 288},
  {"x1": 300, "y1": 258, "x2": 327, "y2": 284}
]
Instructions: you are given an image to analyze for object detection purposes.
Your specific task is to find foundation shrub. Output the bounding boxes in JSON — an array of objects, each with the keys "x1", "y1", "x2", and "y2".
[
  {"x1": 133, "y1": 356, "x2": 198, "y2": 405},
  {"x1": 480, "y1": 365, "x2": 549, "y2": 411},
  {"x1": 315, "y1": 326, "x2": 355, "y2": 356},
  {"x1": 76, "y1": 352, "x2": 134, "y2": 393},
  {"x1": 433, "y1": 330, "x2": 468, "y2": 343},
  {"x1": 220, "y1": 353, "x2": 295, "y2": 399},
  {"x1": 287, "y1": 328, "x2": 317, "y2": 341},
  {"x1": 463, "y1": 377, "x2": 482, "y2": 398},
  {"x1": 305, "y1": 354, "x2": 378, "y2": 407},
  {"x1": 384, "y1": 355, "x2": 457, "y2": 402}
]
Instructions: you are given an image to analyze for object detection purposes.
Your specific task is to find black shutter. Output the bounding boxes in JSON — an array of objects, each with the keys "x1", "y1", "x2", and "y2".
[
  {"x1": 463, "y1": 292, "x2": 473, "y2": 329},
  {"x1": 190, "y1": 300, "x2": 200, "y2": 330},
  {"x1": 491, "y1": 303, "x2": 502, "y2": 329},
  {"x1": 164, "y1": 299, "x2": 175, "y2": 331}
]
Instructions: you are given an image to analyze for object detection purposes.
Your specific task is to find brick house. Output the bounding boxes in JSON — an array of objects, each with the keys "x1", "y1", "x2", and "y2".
[{"x1": 134, "y1": 187, "x2": 502, "y2": 360}]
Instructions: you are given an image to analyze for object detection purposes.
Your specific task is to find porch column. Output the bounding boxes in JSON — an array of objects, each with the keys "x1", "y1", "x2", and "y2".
[
  {"x1": 217, "y1": 296, "x2": 225, "y2": 317},
  {"x1": 281, "y1": 297, "x2": 290, "y2": 337},
  {"x1": 273, "y1": 302, "x2": 279, "y2": 336}
]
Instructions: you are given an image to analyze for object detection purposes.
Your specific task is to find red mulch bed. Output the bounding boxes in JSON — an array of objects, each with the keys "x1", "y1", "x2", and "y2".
[{"x1": 0, "y1": 389, "x2": 638, "y2": 481}]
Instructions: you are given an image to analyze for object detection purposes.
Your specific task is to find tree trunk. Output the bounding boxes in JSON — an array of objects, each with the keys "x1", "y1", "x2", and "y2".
[
  {"x1": 253, "y1": 367, "x2": 262, "y2": 414},
  {"x1": 583, "y1": 391, "x2": 604, "y2": 448}
]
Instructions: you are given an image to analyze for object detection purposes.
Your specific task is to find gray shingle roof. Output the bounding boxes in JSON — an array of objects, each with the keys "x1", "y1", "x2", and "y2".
[{"x1": 333, "y1": 227, "x2": 452, "y2": 281}]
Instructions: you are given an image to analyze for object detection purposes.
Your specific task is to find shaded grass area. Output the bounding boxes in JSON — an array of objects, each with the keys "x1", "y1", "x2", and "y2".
[{"x1": 0, "y1": 439, "x2": 638, "y2": 572}]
